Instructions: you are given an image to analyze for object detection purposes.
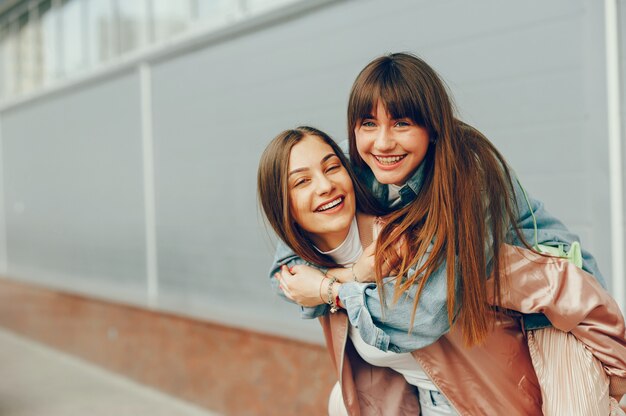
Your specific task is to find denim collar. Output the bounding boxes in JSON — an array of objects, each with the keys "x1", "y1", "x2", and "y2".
[
  {"x1": 354, "y1": 159, "x2": 428, "y2": 209},
  {"x1": 365, "y1": 161, "x2": 427, "y2": 208},
  {"x1": 397, "y1": 161, "x2": 427, "y2": 206}
]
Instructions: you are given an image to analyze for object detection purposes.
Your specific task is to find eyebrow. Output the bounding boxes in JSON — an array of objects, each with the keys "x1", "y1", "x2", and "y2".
[{"x1": 288, "y1": 153, "x2": 338, "y2": 177}]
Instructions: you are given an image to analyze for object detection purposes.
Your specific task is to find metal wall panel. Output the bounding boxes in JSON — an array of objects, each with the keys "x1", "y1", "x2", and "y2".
[{"x1": 1, "y1": 71, "x2": 147, "y2": 303}]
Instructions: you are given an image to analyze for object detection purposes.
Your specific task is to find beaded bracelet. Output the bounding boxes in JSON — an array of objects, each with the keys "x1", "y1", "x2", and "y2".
[{"x1": 327, "y1": 276, "x2": 339, "y2": 313}]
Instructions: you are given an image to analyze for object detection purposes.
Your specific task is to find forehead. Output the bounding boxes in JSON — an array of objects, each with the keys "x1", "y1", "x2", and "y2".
[
  {"x1": 369, "y1": 100, "x2": 392, "y2": 117},
  {"x1": 288, "y1": 135, "x2": 336, "y2": 169},
  {"x1": 355, "y1": 82, "x2": 418, "y2": 121}
]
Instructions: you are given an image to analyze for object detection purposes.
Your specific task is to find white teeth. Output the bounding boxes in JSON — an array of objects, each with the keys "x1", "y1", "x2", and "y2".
[
  {"x1": 375, "y1": 155, "x2": 405, "y2": 165},
  {"x1": 317, "y1": 197, "x2": 343, "y2": 212}
]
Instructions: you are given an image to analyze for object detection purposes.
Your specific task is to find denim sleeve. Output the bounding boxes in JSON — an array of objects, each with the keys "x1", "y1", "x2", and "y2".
[
  {"x1": 510, "y1": 175, "x2": 606, "y2": 288},
  {"x1": 269, "y1": 240, "x2": 328, "y2": 319},
  {"x1": 338, "y1": 261, "x2": 452, "y2": 354}
]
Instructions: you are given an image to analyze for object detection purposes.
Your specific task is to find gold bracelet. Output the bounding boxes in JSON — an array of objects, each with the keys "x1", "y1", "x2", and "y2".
[
  {"x1": 351, "y1": 264, "x2": 359, "y2": 282},
  {"x1": 318, "y1": 275, "x2": 327, "y2": 304}
]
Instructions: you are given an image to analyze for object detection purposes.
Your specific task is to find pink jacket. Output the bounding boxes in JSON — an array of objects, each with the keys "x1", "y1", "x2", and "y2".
[{"x1": 319, "y1": 244, "x2": 626, "y2": 415}]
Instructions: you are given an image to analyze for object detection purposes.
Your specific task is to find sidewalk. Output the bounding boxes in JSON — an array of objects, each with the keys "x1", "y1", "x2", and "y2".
[{"x1": 0, "y1": 328, "x2": 220, "y2": 416}]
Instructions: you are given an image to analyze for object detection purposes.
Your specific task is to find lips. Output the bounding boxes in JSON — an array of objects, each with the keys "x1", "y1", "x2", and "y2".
[{"x1": 315, "y1": 196, "x2": 344, "y2": 212}]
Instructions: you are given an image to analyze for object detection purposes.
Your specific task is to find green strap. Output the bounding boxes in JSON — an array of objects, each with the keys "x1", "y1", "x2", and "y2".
[
  {"x1": 515, "y1": 177, "x2": 582, "y2": 268},
  {"x1": 516, "y1": 177, "x2": 539, "y2": 249}
]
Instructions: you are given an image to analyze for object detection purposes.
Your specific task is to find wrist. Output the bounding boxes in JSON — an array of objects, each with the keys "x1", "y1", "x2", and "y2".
[
  {"x1": 325, "y1": 275, "x2": 339, "y2": 313},
  {"x1": 351, "y1": 263, "x2": 360, "y2": 282},
  {"x1": 328, "y1": 267, "x2": 351, "y2": 283},
  {"x1": 319, "y1": 275, "x2": 329, "y2": 304},
  {"x1": 332, "y1": 283, "x2": 343, "y2": 309}
]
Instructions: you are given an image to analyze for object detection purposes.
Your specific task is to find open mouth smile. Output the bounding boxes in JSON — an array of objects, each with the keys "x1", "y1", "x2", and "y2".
[
  {"x1": 315, "y1": 196, "x2": 344, "y2": 212},
  {"x1": 374, "y1": 155, "x2": 406, "y2": 165}
]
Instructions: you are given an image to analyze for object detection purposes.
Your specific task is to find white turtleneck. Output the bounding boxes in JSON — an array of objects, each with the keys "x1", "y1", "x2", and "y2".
[{"x1": 317, "y1": 217, "x2": 363, "y2": 265}]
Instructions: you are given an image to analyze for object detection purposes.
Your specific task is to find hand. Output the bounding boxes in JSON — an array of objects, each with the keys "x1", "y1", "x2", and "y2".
[
  {"x1": 351, "y1": 242, "x2": 390, "y2": 282},
  {"x1": 276, "y1": 264, "x2": 328, "y2": 307}
]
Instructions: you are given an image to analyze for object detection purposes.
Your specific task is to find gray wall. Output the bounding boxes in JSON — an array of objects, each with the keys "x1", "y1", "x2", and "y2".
[
  {"x1": 621, "y1": 0, "x2": 626, "y2": 256},
  {"x1": 0, "y1": 0, "x2": 619, "y2": 343},
  {"x1": 2, "y1": 71, "x2": 147, "y2": 303}
]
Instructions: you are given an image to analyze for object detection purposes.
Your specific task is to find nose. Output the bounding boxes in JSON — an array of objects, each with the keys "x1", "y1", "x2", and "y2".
[
  {"x1": 373, "y1": 126, "x2": 395, "y2": 152},
  {"x1": 315, "y1": 173, "x2": 334, "y2": 195}
]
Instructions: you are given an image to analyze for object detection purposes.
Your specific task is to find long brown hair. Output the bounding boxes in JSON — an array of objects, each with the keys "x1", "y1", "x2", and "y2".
[
  {"x1": 348, "y1": 53, "x2": 526, "y2": 346},
  {"x1": 257, "y1": 126, "x2": 386, "y2": 268}
]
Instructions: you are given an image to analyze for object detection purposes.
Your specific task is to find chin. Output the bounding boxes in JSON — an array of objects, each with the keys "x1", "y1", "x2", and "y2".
[
  {"x1": 374, "y1": 173, "x2": 404, "y2": 185},
  {"x1": 328, "y1": 215, "x2": 352, "y2": 230}
]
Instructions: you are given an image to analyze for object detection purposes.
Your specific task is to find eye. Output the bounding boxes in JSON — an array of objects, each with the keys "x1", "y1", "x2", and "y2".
[
  {"x1": 293, "y1": 177, "x2": 310, "y2": 188},
  {"x1": 395, "y1": 120, "x2": 411, "y2": 127},
  {"x1": 361, "y1": 120, "x2": 376, "y2": 128},
  {"x1": 326, "y1": 164, "x2": 341, "y2": 173}
]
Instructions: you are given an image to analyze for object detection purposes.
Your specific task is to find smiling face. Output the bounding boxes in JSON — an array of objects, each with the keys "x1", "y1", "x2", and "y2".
[
  {"x1": 288, "y1": 135, "x2": 356, "y2": 251},
  {"x1": 355, "y1": 101, "x2": 430, "y2": 186}
]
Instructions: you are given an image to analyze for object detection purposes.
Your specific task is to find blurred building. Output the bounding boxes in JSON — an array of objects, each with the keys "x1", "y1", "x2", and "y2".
[{"x1": 0, "y1": 0, "x2": 623, "y2": 414}]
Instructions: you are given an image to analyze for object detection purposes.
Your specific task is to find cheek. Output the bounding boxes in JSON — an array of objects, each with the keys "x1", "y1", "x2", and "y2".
[
  {"x1": 414, "y1": 139, "x2": 429, "y2": 157},
  {"x1": 288, "y1": 194, "x2": 302, "y2": 223},
  {"x1": 355, "y1": 131, "x2": 368, "y2": 157},
  {"x1": 289, "y1": 191, "x2": 310, "y2": 224},
  {"x1": 344, "y1": 176, "x2": 355, "y2": 196},
  {"x1": 414, "y1": 130, "x2": 430, "y2": 153},
  {"x1": 404, "y1": 133, "x2": 430, "y2": 157},
  {"x1": 339, "y1": 175, "x2": 356, "y2": 209}
]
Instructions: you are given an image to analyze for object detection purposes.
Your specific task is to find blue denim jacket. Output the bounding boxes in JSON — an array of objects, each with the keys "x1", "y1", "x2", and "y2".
[{"x1": 269, "y1": 153, "x2": 606, "y2": 354}]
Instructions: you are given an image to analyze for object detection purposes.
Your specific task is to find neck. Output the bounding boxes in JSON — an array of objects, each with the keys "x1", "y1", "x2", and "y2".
[{"x1": 311, "y1": 229, "x2": 351, "y2": 252}]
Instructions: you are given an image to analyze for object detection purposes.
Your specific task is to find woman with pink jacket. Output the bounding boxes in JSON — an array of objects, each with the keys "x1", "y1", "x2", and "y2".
[{"x1": 259, "y1": 53, "x2": 626, "y2": 415}]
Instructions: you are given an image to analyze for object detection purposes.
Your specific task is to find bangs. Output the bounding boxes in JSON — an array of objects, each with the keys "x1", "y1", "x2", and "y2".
[{"x1": 350, "y1": 63, "x2": 427, "y2": 128}]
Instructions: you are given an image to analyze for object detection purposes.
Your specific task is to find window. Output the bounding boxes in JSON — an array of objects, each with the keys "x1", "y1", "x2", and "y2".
[
  {"x1": 39, "y1": 0, "x2": 59, "y2": 85},
  {"x1": 86, "y1": 0, "x2": 115, "y2": 65},
  {"x1": 152, "y1": 0, "x2": 192, "y2": 42},
  {"x1": 115, "y1": 0, "x2": 149, "y2": 54},
  {"x1": 60, "y1": 0, "x2": 84, "y2": 76},
  {"x1": 0, "y1": 0, "x2": 315, "y2": 101}
]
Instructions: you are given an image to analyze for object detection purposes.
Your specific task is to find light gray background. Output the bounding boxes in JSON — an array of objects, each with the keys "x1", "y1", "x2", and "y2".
[{"x1": 0, "y1": 0, "x2": 623, "y2": 343}]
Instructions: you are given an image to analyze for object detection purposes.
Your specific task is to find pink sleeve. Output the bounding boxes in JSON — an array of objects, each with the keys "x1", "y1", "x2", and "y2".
[{"x1": 488, "y1": 244, "x2": 626, "y2": 384}]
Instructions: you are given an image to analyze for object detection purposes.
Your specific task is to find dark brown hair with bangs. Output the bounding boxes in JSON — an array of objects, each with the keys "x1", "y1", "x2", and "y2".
[
  {"x1": 257, "y1": 126, "x2": 386, "y2": 268},
  {"x1": 348, "y1": 53, "x2": 527, "y2": 346}
]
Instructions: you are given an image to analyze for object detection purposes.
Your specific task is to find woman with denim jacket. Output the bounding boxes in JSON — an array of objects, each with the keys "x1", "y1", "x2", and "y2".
[
  {"x1": 259, "y1": 126, "x2": 626, "y2": 415},
  {"x1": 263, "y1": 54, "x2": 626, "y2": 414}
]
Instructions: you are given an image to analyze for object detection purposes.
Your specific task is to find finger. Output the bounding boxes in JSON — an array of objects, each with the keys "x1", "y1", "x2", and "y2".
[
  {"x1": 382, "y1": 258, "x2": 392, "y2": 276},
  {"x1": 281, "y1": 264, "x2": 295, "y2": 276},
  {"x1": 364, "y1": 242, "x2": 377, "y2": 255},
  {"x1": 281, "y1": 286, "x2": 294, "y2": 301},
  {"x1": 277, "y1": 277, "x2": 294, "y2": 298},
  {"x1": 275, "y1": 272, "x2": 287, "y2": 287},
  {"x1": 278, "y1": 274, "x2": 293, "y2": 292},
  {"x1": 278, "y1": 266, "x2": 291, "y2": 280}
]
